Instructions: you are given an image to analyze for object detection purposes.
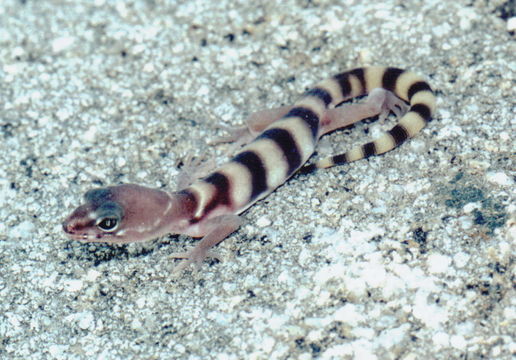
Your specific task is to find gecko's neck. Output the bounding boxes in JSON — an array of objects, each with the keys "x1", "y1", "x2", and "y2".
[{"x1": 162, "y1": 189, "x2": 198, "y2": 233}]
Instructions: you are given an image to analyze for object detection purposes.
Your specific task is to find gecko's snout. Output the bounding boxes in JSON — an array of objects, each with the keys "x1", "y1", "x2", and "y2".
[
  {"x1": 62, "y1": 217, "x2": 92, "y2": 241},
  {"x1": 62, "y1": 220, "x2": 74, "y2": 234}
]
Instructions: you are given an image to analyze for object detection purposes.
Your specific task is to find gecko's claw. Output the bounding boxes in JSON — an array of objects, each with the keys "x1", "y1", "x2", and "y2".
[
  {"x1": 176, "y1": 154, "x2": 217, "y2": 189},
  {"x1": 169, "y1": 249, "x2": 222, "y2": 274},
  {"x1": 378, "y1": 90, "x2": 409, "y2": 123},
  {"x1": 210, "y1": 124, "x2": 252, "y2": 145}
]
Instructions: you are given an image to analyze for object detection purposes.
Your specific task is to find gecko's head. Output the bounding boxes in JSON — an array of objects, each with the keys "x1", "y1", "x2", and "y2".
[{"x1": 62, "y1": 184, "x2": 180, "y2": 243}]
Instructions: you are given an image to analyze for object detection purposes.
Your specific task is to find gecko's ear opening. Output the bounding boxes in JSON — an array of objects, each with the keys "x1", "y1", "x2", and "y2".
[{"x1": 94, "y1": 201, "x2": 124, "y2": 232}]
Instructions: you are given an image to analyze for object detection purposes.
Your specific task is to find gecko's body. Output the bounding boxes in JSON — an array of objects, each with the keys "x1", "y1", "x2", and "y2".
[{"x1": 63, "y1": 66, "x2": 435, "y2": 273}]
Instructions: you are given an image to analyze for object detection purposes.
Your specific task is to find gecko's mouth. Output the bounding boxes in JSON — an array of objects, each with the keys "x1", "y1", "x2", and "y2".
[
  {"x1": 64, "y1": 232, "x2": 113, "y2": 243},
  {"x1": 62, "y1": 222, "x2": 80, "y2": 236},
  {"x1": 62, "y1": 222, "x2": 101, "y2": 242},
  {"x1": 62, "y1": 226, "x2": 91, "y2": 241}
]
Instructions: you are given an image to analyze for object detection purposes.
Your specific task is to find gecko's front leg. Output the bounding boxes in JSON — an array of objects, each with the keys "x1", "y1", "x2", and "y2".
[
  {"x1": 176, "y1": 154, "x2": 217, "y2": 189},
  {"x1": 211, "y1": 105, "x2": 293, "y2": 149},
  {"x1": 170, "y1": 214, "x2": 242, "y2": 274},
  {"x1": 178, "y1": 106, "x2": 293, "y2": 189}
]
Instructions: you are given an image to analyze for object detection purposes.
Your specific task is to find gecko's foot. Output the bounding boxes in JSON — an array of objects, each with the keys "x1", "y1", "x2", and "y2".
[
  {"x1": 210, "y1": 124, "x2": 252, "y2": 145},
  {"x1": 207, "y1": 124, "x2": 256, "y2": 160},
  {"x1": 169, "y1": 248, "x2": 222, "y2": 275},
  {"x1": 210, "y1": 124, "x2": 256, "y2": 158},
  {"x1": 176, "y1": 154, "x2": 216, "y2": 189},
  {"x1": 378, "y1": 89, "x2": 409, "y2": 122}
]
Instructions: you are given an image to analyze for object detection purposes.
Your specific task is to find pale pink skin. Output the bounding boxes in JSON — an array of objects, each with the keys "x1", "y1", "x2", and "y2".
[
  {"x1": 63, "y1": 184, "x2": 196, "y2": 243},
  {"x1": 62, "y1": 184, "x2": 242, "y2": 273},
  {"x1": 62, "y1": 88, "x2": 403, "y2": 273}
]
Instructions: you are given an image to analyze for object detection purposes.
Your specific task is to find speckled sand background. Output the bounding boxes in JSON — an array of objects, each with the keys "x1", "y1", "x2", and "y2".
[{"x1": 0, "y1": 0, "x2": 514, "y2": 359}]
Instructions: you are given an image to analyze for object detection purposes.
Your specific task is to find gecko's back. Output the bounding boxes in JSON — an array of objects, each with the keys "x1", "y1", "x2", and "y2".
[{"x1": 183, "y1": 67, "x2": 435, "y2": 223}]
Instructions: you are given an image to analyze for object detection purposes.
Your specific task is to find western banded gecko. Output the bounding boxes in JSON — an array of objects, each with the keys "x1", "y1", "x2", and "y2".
[{"x1": 63, "y1": 66, "x2": 435, "y2": 273}]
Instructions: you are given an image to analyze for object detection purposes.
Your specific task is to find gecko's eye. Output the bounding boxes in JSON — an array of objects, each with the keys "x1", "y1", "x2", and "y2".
[
  {"x1": 97, "y1": 217, "x2": 119, "y2": 232},
  {"x1": 93, "y1": 200, "x2": 124, "y2": 233}
]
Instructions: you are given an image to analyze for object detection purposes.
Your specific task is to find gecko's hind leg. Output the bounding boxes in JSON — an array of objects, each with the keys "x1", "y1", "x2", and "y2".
[{"x1": 320, "y1": 88, "x2": 408, "y2": 135}]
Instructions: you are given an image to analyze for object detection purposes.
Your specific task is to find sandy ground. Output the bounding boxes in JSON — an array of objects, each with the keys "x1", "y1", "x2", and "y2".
[{"x1": 0, "y1": 0, "x2": 514, "y2": 359}]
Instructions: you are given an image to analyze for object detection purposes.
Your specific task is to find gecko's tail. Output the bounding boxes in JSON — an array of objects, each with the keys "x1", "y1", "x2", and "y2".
[{"x1": 300, "y1": 66, "x2": 436, "y2": 174}]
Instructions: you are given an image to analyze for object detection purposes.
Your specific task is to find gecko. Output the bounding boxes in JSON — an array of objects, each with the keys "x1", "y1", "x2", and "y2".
[{"x1": 62, "y1": 66, "x2": 435, "y2": 273}]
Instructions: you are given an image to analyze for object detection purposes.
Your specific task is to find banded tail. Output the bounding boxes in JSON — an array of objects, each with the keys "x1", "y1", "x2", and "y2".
[{"x1": 301, "y1": 66, "x2": 436, "y2": 174}]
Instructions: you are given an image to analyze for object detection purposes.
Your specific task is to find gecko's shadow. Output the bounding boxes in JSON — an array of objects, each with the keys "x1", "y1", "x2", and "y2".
[{"x1": 62, "y1": 235, "x2": 181, "y2": 266}]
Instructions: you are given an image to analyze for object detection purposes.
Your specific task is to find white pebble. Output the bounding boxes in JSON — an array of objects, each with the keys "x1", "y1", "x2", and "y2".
[
  {"x1": 117, "y1": 157, "x2": 127, "y2": 167},
  {"x1": 52, "y1": 36, "x2": 76, "y2": 53},
  {"x1": 256, "y1": 216, "x2": 271, "y2": 227},
  {"x1": 77, "y1": 312, "x2": 95, "y2": 330},
  {"x1": 55, "y1": 108, "x2": 72, "y2": 121},
  {"x1": 453, "y1": 252, "x2": 470, "y2": 268},
  {"x1": 4, "y1": 63, "x2": 25, "y2": 75},
  {"x1": 9, "y1": 220, "x2": 35, "y2": 239},
  {"x1": 427, "y1": 253, "x2": 452, "y2": 274},
  {"x1": 64, "y1": 279, "x2": 84, "y2": 292},
  {"x1": 450, "y1": 334, "x2": 467, "y2": 350},
  {"x1": 507, "y1": 17, "x2": 516, "y2": 32},
  {"x1": 85, "y1": 269, "x2": 101, "y2": 281},
  {"x1": 432, "y1": 332, "x2": 450, "y2": 347},
  {"x1": 463, "y1": 202, "x2": 480, "y2": 213},
  {"x1": 333, "y1": 303, "x2": 364, "y2": 326},
  {"x1": 48, "y1": 345, "x2": 67, "y2": 357},
  {"x1": 143, "y1": 62, "x2": 155, "y2": 73},
  {"x1": 136, "y1": 297, "x2": 147, "y2": 309},
  {"x1": 486, "y1": 171, "x2": 512, "y2": 186},
  {"x1": 83, "y1": 126, "x2": 97, "y2": 143}
]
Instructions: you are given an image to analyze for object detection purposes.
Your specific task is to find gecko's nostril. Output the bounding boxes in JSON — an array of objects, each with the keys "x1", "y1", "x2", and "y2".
[{"x1": 62, "y1": 221, "x2": 73, "y2": 234}]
